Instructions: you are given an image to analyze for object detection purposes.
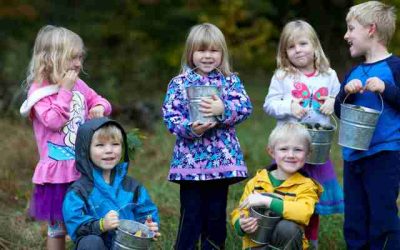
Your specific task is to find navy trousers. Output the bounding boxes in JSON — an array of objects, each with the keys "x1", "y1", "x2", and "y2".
[
  {"x1": 344, "y1": 151, "x2": 400, "y2": 250},
  {"x1": 75, "y1": 235, "x2": 107, "y2": 250},
  {"x1": 174, "y1": 180, "x2": 229, "y2": 250}
]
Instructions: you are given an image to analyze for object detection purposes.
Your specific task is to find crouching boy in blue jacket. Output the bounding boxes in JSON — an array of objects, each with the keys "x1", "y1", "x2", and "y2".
[{"x1": 63, "y1": 117, "x2": 160, "y2": 249}]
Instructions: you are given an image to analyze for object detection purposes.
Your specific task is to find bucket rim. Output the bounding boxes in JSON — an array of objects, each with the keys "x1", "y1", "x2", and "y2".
[
  {"x1": 340, "y1": 103, "x2": 381, "y2": 114},
  {"x1": 250, "y1": 206, "x2": 281, "y2": 219},
  {"x1": 117, "y1": 220, "x2": 155, "y2": 239},
  {"x1": 341, "y1": 92, "x2": 383, "y2": 114}
]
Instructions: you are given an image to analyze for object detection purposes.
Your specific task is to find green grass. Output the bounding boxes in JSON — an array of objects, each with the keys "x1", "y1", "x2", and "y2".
[{"x1": 0, "y1": 83, "x2": 348, "y2": 249}]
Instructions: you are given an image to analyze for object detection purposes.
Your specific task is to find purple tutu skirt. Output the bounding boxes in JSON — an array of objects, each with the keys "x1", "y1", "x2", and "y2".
[
  {"x1": 302, "y1": 159, "x2": 344, "y2": 215},
  {"x1": 29, "y1": 183, "x2": 70, "y2": 223}
]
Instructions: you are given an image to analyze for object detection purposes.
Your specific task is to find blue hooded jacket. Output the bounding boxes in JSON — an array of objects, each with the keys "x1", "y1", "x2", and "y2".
[{"x1": 62, "y1": 117, "x2": 159, "y2": 245}]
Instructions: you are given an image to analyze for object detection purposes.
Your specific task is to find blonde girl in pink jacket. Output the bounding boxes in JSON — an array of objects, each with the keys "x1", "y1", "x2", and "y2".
[{"x1": 20, "y1": 25, "x2": 111, "y2": 250}]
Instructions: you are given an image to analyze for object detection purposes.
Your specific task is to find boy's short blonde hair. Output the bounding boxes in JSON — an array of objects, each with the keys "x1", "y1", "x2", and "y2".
[
  {"x1": 93, "y1": 124, "x2": 123, "y2": 143},
  {"x1": 346, "y1": 1, "x2": 396, "y2": 45},
  {"x1": 268, "y1": 122, "x2": 312, "y2": 153}
]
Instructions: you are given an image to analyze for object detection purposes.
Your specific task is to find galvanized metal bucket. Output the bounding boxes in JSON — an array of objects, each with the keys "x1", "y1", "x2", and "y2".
[
  {"x1": 302, "y1": 117, "x2": 337, "y2": 165},
  {"x1": 186, "y1": 86, "x2": 219, "y2": 123},
  {"x1": 249, "y1": 207, "x2": 281, "y2": 245},
  {"x1": 113, "y1": 220, "x2": 154, "y2": 250},
  {"x1": 338, "y1": 94, "x2": 383, "y2": 150}
]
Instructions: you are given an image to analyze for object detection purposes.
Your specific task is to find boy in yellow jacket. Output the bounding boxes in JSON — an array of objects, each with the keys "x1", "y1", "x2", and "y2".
[{"x1": 231, "y1": 122, "x2": 323, "y2": 249}]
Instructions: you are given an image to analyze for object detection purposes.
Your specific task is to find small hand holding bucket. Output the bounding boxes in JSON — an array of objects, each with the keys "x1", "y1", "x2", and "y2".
[
  {"x1": 338, "y1": 93, "x2": 383, "y2": 150},
  {"x1": 186, "y1": 86, "x2": 219, "y2": 123}
]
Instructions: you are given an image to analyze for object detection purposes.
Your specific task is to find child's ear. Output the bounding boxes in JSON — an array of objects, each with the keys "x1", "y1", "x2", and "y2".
[
  {"x1": 266, "y1": 146, "x2": 274, "y2": 158},
  {"x1": 368, "y1": 23, "x2": 377, "y2": 37}
]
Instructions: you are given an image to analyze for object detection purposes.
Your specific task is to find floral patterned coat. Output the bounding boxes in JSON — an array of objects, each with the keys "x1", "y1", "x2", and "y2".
[{"x1": 162, "y1": 68, "x2": 253, "y2": 182}]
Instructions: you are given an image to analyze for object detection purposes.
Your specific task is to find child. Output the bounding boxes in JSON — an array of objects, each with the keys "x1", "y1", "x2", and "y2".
[
  {"x1": 231, "y1": 122, "x2": 323, "y2": 249},
  {"x1": 63, "y1": 117, "x2": 160, "y2": 249},
  {"x1": 19, "y1": 25, "x2": 112, "y2": 249},
  {"x1": 334, "y1": 1, "x2": 400, "y2": 249},
  {"x1": 162, "y1": 23, "x2": 252, "y2": 249},
  {"x1": 263, "y1": 20, "x2": 344, "y2": 248}
]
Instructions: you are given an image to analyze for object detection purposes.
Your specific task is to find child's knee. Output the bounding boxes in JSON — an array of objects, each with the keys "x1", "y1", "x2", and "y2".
[
  {"x1": 77, "y1": 235, "x2": 107, "y2": 250},
  {"x1": 270, "y1": 220, "x2": 303, "y2": 249}
]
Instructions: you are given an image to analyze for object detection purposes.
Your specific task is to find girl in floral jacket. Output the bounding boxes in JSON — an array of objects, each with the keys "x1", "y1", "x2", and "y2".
[{"x1": 162, "y1": 23, "x2": 252, "y2": 249}]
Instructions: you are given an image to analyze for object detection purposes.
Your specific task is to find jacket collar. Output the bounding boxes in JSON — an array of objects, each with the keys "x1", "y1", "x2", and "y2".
[{"x1": 184, "y1": 66, "x2": 222, "y2": 83}]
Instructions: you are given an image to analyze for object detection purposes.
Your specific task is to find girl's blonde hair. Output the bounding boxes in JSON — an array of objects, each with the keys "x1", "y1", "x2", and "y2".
[
  {"x1": 268, "y1": 122, "x2": 312, "y2": 154},
  {"x1": 180, "y1": 23, "x2": 232, "y2": 76},
  {"x1": 277, "y1": 20, "x2": 330, "y2": 75},
  {"x1": 26, "y1": 25, "x2": 85, "y2": 86},
  {"x1": 346, "y1": 1, "x2": 396, "y2": 45}
]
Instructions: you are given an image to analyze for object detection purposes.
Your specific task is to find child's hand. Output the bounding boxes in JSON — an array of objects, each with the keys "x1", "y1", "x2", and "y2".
[
  {"x1": 59, "y1": 70, "x2": 78, "y2": 91},
  {"x1": 365, "y1": 77, "x2": 385, "y2": 93},
  {"x1": 145, "y1": 218, "x2": 161, "y2": 240},
  {"x1": 239, "y1": 214, "x2": 258, "y2": 234},
  {"x1": 103, "y1": 210, "x2": 119, "y2": 231},
  {"x1": 89, "y1": 105, "x2": 105, "y2": 119},
  {"x1": 239, "y1": 193, "x2": 271, "y2": 209},
  {"x1": 198, "y1": 95, "x2": 225, "y2": 117},
  {"x1": 319, "y1": 96, "x2": 335, "y2": 115},
  {"x1": 345, "y1": 79, "x2": 363, "y2": 94},
  {"x1": 191, "y1": 121, "x2": 217, "y2": 135},
  {"x1": 291, "y1": 98, "x2": 307, "y2": 119}
]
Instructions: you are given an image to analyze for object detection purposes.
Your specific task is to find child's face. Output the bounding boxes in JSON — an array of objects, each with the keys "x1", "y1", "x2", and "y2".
[
  {"x1": 268, "y1": 138, "x2": 308, "y2": 177},
  {"x1": 192, "y1": 45, "x2": 222, "y2": 76},
  {"x1": 67, "y1": 51, "x2": 83, "y2": 74},
  {"x1": 90, "y1": 132, "x2": 122, "y2": 171},
  {"x1": 344, "y1": 18, "x2": 371, "y2": 58},
  {"x1": 286, "y1": 35, "x2": 315, "y2": 73}
]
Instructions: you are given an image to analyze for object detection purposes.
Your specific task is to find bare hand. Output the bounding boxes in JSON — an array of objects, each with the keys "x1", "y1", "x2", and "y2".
[
  {"x1": 239, "y1": 214, "x2": 259, "y2": 234},
  {"x1": 345, "y1": 79, "x2": 363, "y2": 94},
  {"x1": 239, "y1": 193, "x2": 271, "y2": 209},
  {"x1": 59, "y1": 70, "x2": 78, "y2": 90},
  {"x1": 103, "y1": 210, "x2": 119, "y2": 231},
  {"x1": 191, "y1": 121, "x2": 217, "y2": 135},
  {"x1": 291, "y1": 98, "x2": 307, "y2": 119},
  {"x1": 198, "y1": 95, "x2": 224, "y2": 117},
  {"x1": 145, "y1": 220, "x2": 161, "y2": 240},
  {"x1": 89, "y1": 105, "x2": 105, "y2": 119},
  {"x1": 365, "y1": 77, "x2": 385, "y2": 93},
  {"x1": 319, "y1": 96, "x2": 335, "y2": 115}
]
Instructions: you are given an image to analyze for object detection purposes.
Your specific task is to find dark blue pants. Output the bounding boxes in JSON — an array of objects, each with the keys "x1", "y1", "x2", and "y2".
[
  {"x1": 76, "y1": 235, "x2": 107, "y2": 250},
  {"x1": 344, "y1": 151, "x2": 400, "y2": 250},
  {"x1": 249, "y1": 220, "x2": 303, "y2": 250},
  {"x1": 174, "y1": 181, "x2": 229, "y2": 250}
]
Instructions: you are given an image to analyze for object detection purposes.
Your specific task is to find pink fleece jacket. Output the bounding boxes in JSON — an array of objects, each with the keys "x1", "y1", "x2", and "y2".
[{"x1": 24, "y1": 79, "x2": 112, "y2": 184}]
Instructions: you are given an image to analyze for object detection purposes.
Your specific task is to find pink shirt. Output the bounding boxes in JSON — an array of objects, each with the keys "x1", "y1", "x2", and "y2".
[{"x1": 24, "y1": 79, "x2": 111, "y2": 184}]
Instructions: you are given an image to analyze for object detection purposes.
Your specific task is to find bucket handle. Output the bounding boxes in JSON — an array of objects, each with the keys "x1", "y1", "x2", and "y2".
[
  {"x1": 330, "y1": 114, "x2": 338, "y2": 129},
  {"x1": 342, "y1": 92, "x2": 384, "y2": 113}
]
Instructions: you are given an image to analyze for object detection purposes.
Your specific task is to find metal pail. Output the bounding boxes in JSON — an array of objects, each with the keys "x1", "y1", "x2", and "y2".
[
  {"x1": 186, "y1": 86, "x2": 219, "y2": 123},
  {"x1": 338, "y1": 94, "x2": 382, "y2": 150},
  {"x1": 249, "y1": 207, "x2": 281, "y2": 245},
  {"x1": 113, "y1": 220, "x2": 154, "y2": 250},
  {"x1": 302, "y1": 119, "x2": 336, "y2": 164}
]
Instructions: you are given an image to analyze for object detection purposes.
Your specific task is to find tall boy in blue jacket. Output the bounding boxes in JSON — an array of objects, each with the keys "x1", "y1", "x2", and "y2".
[
  {"x1": 334, "y1": 1, "x2": 400, "y2": 249},
  {"x1": 63, "y1": 117, "x2": 160, "y2": 249}
]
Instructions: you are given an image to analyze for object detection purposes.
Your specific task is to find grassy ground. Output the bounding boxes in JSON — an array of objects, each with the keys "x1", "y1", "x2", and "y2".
[{"x1": 0, "y1": 83, "x2": 348, "y2": 249}]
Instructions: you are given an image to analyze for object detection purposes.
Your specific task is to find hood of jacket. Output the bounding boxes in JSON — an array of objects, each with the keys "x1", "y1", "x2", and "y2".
[{"x1": 75, "y1": 117, "x2": 129, "y2": 182}]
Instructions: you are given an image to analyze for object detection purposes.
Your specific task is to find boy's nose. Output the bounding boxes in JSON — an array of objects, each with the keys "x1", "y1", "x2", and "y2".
[{"x1": 287, "y1": 150, "x2": 295, "y2": 157}]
